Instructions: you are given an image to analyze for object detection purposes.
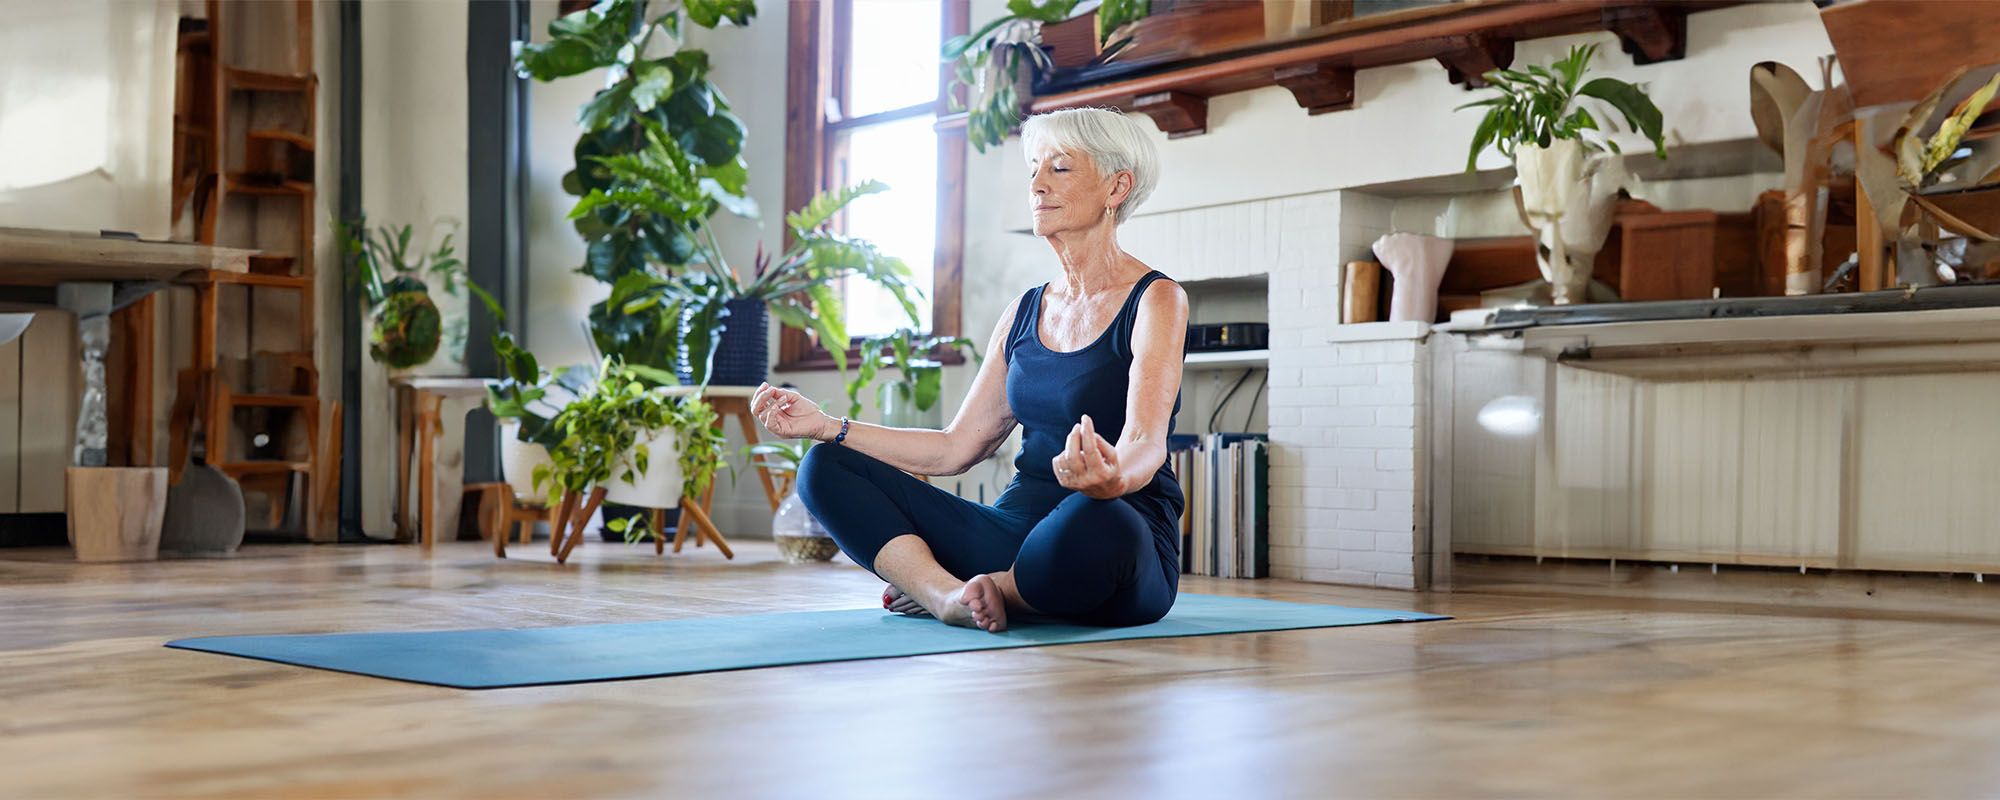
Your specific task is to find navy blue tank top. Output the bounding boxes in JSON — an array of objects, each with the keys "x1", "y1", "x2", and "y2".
[{"x1": 1004, "y1": 270, "x2": 1183, "y2": 514}]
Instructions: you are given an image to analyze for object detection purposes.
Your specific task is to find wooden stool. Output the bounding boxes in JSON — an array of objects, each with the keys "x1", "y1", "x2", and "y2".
[{"x1": 481, "y1": 483, "x2": 552, "y2": 559}]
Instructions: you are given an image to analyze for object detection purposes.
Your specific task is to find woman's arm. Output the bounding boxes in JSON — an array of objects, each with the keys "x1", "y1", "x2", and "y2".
[
  {"x1": 751, "y1": 295, "x2": 1022, "y2": 476},
  {"x1": 1054, "y1": 278, "x2": 1188, "y2": 498}
]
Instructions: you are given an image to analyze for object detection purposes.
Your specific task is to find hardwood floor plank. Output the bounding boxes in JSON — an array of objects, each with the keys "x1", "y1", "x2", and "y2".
[{"x1": 5, "y1": 541, "x2": 2000, "y2": 798}]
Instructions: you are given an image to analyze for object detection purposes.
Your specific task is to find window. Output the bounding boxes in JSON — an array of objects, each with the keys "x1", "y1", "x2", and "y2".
[{"x1": 780, "y1": 0, "x2": 968, "y2": 370}]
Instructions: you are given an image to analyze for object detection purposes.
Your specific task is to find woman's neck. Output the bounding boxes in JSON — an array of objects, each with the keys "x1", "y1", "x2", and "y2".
[{"x1": 1045, "y1": 222, "x2": 1131, "y2": 297}]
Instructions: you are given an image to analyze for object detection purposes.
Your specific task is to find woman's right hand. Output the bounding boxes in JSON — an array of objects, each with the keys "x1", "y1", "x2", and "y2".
[{"x1": 751, "y1": 382, "x2": 835, "y2": 441}]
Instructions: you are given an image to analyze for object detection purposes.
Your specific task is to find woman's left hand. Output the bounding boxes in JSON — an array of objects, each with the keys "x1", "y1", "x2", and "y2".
[{"x1": 1053, "y1": 414, "x2": 1122, "y2": 499}]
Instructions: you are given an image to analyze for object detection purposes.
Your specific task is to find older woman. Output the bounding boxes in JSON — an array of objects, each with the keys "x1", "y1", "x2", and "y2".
[{"x1": 750, "y1": 108, "x2": 1186, "y2": 633}]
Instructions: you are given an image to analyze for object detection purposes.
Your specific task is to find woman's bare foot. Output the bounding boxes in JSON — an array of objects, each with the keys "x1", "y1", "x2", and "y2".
[
  {"x1": 949, "y1": 573, "x2": 1009, "y2": 632},
  {"x1": 881, "y1": 584, "x2": 928, "y2": 616}
]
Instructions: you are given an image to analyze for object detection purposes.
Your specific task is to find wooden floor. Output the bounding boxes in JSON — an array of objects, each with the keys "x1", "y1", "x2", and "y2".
[{"x1": 7, "y1": 540, "x2": 2000, "y2": 799}]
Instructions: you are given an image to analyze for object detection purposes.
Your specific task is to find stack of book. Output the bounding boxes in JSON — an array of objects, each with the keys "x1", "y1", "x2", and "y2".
[{"x1": 1168, "y1": 433, "x2": 1269, "y2": 579}]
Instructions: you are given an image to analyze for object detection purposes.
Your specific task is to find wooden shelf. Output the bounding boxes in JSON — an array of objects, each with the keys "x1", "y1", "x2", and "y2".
[
  {"x1": 225, "y1": 175, "x2": 312, "y2": 196},
  {"x1": 229, "y1": 393, "x2": 318, "y2": 410},
  {"x1": 224, "y1": 66, "x2": 313, "y2": 93},
  {"x1": 187, "y1": 269, "x2": 309, "y2": 289},
  {"x1": 245, "y1": 129, "x2": 315, "y2": 151},
  {"x1": 1028, "y1": 0, "x2": 1736, "y2": 138}
]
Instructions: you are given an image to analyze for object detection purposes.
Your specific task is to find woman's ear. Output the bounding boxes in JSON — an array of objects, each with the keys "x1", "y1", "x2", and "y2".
[{"x1": 1106, "y1": 170, "x2": 1134, "y2": 214}]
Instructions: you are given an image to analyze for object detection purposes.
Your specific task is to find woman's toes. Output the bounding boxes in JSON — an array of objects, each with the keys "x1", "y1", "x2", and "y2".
[{"x1": 963, "y1": 574, "x2": 1007, "y2": 632}]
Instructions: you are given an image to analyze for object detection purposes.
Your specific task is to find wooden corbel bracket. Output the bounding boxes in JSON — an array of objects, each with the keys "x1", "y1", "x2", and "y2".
[
  {"x1": 1436, "y1": 33, "x2": 1514, "y2": 89},
  {"x1": 1603, "y1": 4, "x2": 1689, "y2": 65},
  {"x1": 1273, "y1": 62, "x2": 1356, "y2": 115},
  {"x1": 1133, "y1": 90, "x2": 1208, "y2": 138}
]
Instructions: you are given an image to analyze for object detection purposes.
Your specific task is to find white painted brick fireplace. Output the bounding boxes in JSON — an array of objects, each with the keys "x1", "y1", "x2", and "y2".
[{"x1": 1130, "y1": 189, "x2": 1433, "y2": 589}]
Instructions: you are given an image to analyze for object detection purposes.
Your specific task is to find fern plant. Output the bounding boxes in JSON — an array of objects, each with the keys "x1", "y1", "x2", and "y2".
[{"x1": 1459, "y1": 44, "x2": 1667, "y2": 172}]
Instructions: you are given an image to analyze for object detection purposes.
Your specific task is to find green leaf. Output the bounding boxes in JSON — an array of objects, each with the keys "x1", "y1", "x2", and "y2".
[
  {"x1": 1579, "y1": 77, "x2": 1666, "y2": 158},
  {"x1": 578, "y1": 82, "x2": 634, "y2": 132},
  {"x1": 805, "y1": 284, "x2": 849, "y2": 373},
  {"x1": 685, "y1": 0, "x2": 756, "y2": 29},
  {"x1": 699, "y1": 156, "x2": 749, "y2": 197},
  {"x1": 786, "y1": 181, "x2": 889, "y2": 236},
  {"x1": 912, "y1": 366, "x2": 941, "y2": 412},
  {"x1": 513, "y1": 38, "x2": 602, "y2": 82},
  {"x1": 699, "y1": 178, "x2": 760, "y2": 218},
  {"x1": 1097, "y1": 0, "x2": 1150, "y2": 46},
  {"x1": 1466, "y1": 108, "x2": 1501, "y2": 172},
  {"x1": 1005, "y1": 0, "x2": 1078, "y2": 23},
  {"x1": 683, "y1": 111, "x2": 747, "y2": 166},
  {"x1": 628, "y1": 61, "x2": 677, "y2": 113}
]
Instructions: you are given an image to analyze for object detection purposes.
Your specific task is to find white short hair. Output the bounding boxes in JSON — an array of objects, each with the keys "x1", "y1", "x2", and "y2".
[{"x1": 1020, "y1": 108, "x2": 1160, "y2": 225}]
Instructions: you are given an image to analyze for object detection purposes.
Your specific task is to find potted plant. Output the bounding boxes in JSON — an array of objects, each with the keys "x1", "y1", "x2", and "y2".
[
  {"x1": 588, "y1": 167, "x2": 925, "y2": 385},
  {"x1": 602, "y1": 384, "x2": 729, "y2": 544},
  {"x1": 338, "y1": 215, "x2": 472, "y2": 371},
  {"x1": 840, "y1": 328, "x2": 981, "y2": 429},
  {"x1": 946, "y1": 0, "x2": 1152, "y2": 153},
  {"x1": 1460, "y1": 44, "x2": 1667, "y2": 304},
  {"x1": 534, "y1": 358, "x2": 728, "y2": 557}
]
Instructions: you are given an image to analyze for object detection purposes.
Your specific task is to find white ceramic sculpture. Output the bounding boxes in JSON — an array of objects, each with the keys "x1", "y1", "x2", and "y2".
[
  {"x1": 1371, "y1": 232, "x2": 1455, "y2": 323},
  {"x1": 1514, "y1": 140, "x2": 1634, "y2": 304}
]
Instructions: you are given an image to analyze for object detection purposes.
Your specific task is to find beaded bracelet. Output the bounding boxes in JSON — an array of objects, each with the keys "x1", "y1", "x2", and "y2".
[{"x1": 833, "y1": 416, "x2": 851, "y2": 445}]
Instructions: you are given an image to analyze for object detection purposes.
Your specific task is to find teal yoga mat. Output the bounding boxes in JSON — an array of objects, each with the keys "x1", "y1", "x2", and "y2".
[{"x1": 167, "y1": 593, "x2": 1446, "y2": 689}]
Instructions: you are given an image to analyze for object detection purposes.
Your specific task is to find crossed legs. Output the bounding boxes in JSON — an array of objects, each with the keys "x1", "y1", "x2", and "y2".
[{"x1": 799, "y1": 444, "x2": 1174, "y2": 633}]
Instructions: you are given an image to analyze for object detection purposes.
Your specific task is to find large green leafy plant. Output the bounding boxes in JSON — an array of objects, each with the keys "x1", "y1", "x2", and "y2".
[
  {"x1": 589, "y1": 170, "x2": 924, "y2": 381},
  {"x1": 1459, "y1": 44, "x2": 1667, "y2": 172},
  {"x1": 513, "y1": 0, "x2": 757, "y2": 381},
  {"x1": 517, "y1": 0, "x2": 922, "y2": 386}
]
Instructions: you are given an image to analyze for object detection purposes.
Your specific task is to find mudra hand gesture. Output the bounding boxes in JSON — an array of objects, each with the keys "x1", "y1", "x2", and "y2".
[
  {"x1": 1054, "y1": 414, "x2": 1121, "y2": 499},
  {"x1": 751, "y1": 381, "x2": 831, "y2": 441}
]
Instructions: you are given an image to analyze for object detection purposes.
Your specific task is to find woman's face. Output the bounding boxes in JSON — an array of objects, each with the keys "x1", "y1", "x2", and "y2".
[{"x1": 1027, "y1": 143, "x2": 1126, "y2": 237}]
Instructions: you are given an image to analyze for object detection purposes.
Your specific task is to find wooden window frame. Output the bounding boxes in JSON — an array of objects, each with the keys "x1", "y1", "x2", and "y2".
[{"x1": 777, "y1": 0, "x2": 969, "y2": 372}]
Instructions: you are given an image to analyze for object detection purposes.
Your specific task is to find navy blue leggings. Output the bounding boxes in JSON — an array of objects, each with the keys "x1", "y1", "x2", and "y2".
[{"x1": 796, "y1": 444, "x2": 1178, "y2": 627}]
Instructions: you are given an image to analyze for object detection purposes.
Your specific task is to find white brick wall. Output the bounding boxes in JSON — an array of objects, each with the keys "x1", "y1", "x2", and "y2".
[
  {"x1": 1142, "y1": 189, "x2": 1432, "y2": 590},
  {"x1": 1265, "y1": 190, "x2": 1431, "y2": 590}
]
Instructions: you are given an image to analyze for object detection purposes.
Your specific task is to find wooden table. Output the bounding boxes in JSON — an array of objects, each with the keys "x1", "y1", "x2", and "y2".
[
  {"x1": 0, "y1": 227, "x2": 251, "y2": 466},
  {"x1": 0, "y1": 229, "x2": 252, "y2": 559},
  {"x1": 390, "y1": 377, "x2": 490, "y2": 554}
]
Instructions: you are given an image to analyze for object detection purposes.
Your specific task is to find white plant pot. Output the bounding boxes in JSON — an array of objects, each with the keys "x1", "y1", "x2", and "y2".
[
  {"x1": 601, "y1": 428, "x2": 684, "y2": 508},
  {"x1": 498, "y1": 420, "x2": 553, "y2": 503},
  {"x1": 1514, "y1": 140, "x2": 1632, "y2": 305}
]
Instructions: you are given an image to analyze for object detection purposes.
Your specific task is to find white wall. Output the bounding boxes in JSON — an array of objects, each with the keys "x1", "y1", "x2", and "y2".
[
  {"x1": 523, "y1": 1, "x2": 606, "y2": 370},
  {"x1": 357, "y1": 0, "x2": 469, "y2": 537}
]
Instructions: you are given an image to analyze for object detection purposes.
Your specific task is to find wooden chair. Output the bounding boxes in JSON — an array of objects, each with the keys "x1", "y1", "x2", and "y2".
[{"x1": 480, "y1": 483, "x2": 552, "y2": 559}]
